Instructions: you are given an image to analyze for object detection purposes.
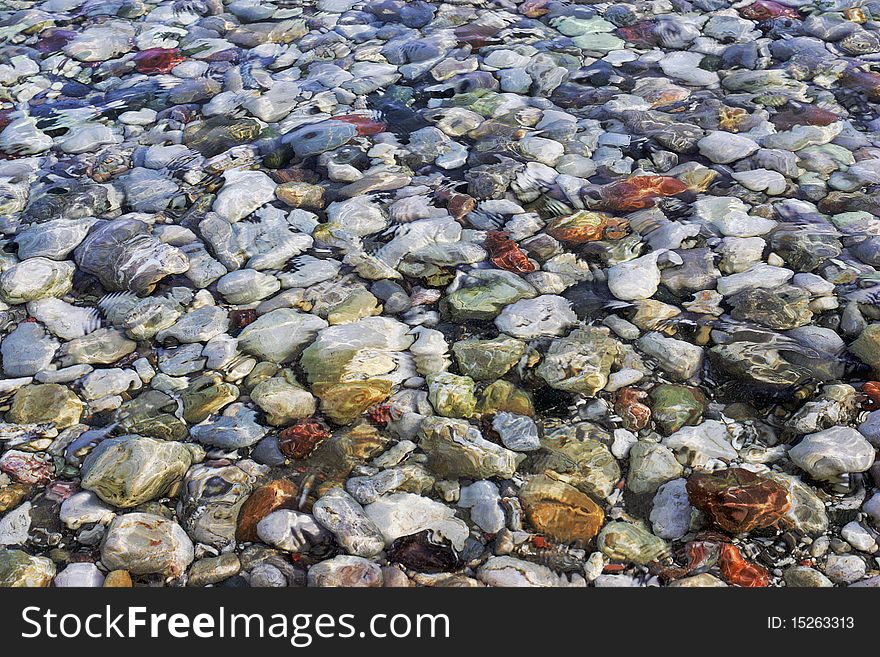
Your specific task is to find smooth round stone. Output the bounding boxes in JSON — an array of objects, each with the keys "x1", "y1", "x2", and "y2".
[
  {"x1": 251, "y1": 436, "x2": 287, "y2": 466},
  {"x1": 15, "y1": 217, "x2": 96, "y2": 260},
  {"x1": 659, "y1": 52, "x2": 719, "y2": 86},
  {"x1": 238, "y1": 309, "x2": 328, "y2": 363},
  {"x1": 783, "y1": 566, "x2": 833, "y2": 588},
  {"x1": 598, "y1": 521, "x2": 670, "y2": 565},
  {"x1": 7, "y1": 384, "x2": 83, "y2": 429},
  {"x1": 519, "y1": 475, "x2": 604, "y2": 545},
  {"x1": 823, "y1": 555, "x2": 867, "y2": 584},
  {"x1": 187, "y1": 554, "x2": 241, "y2": 587},
  {"x1": 637, "y1": 332, "x2": 704, "y2": 381},
  {"x1": 216, "y1": 269, "x2": 281, "y2": 304},
  {"x1": 307, "y1": 555, "x2": 383, "y2": 587},
  {"x1": 364, "y1": 492, "x2": 469, "y2": 551},
  {"x1": 693, "y1": 197, "x2": 777, "y2": 238},
  {"x1": 732, "y1": 169, "x2": 787, "y2": 195},
  {"x1": 789, "y1": 427, "x2": 875, "y2": 481},
  {"x1": 494, "y1": 295, "x2": 577, "y2": 339},
  {"x1": 537, "y1": 327, "x2": 621, "y2": 396},
  {"x1": 190, "y1": 405, "x2": 267, "y2": 449},
  {"x1": 498, "y1": 68, "x2": 532, "y2": 93},
  {"x1": 177, "y1": 462, "x2": 258, "y2": 548},
  {"x1": 668, "y1": 574, "x2": 727, "y2": 587},
  {"x1": 59, "y1": 491, "x2": 115, "y2": 530},
  {"x1": 650, "y1": 478, "x2": 691, "y2": 540},
  {"x1": 53, "y1": 562, "x2": 105, "y2": 587},
  {"x1": 0, "y1": 549, "x2": 55, "y2": 587},
  {"x1": 458, "y1": 480, "x2": 505, "y2": 533},
  {"x1": 101, "y1": 513, "x2": 194, "y2": 578},
  {"x1": 212, "y1": 170, "x2": 277, "y2": 222},
  {"x1": 716, "y1": 265, "x2": 793, "y2": 296},
  {"x1": 572, "y1": 33, "x2": 624, "y2": 52},
  {"x1": 841, "y1": 521, "x2": 877, "y2": 552},
  {"x1": 698, "y1": 131, "x2": 760, "y2": 164},
  {"x1": 0, "y1": 117, "x2": 52, "y2": 154},
  {"x1": 427, "y1": 372, "x2": 476, "y2": 418},
  {"x1": 492, "y1": 412, "x2": 540, "y2": 452},
  {"x1": 607, "y1": 251, "x2": 663, "y2": 301},
  {"x1": 769, "y1": 472, "x2": 829, "y2": 536},
  {"x1": 251, "y1": 374, "x2": 316, "y2": 425},
  {"x1": 81, "y1": 436, "x2": 194, "y2": 508},
  {"x1": 103, "y1": 571, "x2": 133, "y2": 588},
  {"x1": 74, "y1": 219, "x2": 189, "y2": 294},
  {"x1": 650, "y1": 384, "x2": 705, "y2": 435},
  {"x1": 662, "y1": 420, "x2": 738, "y2": 467},
  {"x1": 555, "y1": 16, "x2": 614, "y2": 37},
  {"x1": 0, "y1": 258, "x2": 75, "y2": 304},
  {"x1": 0, "y1": 322, "x2": 58, "y2": 377},
  {"x1": 418, "y1": 417, "x2": 522, "y2": 480},
  {"x1": 155, "y1": 306, "x2": 229, "y2": 344},
  {"x1": 0, "y1": 501, "x2": 30, "y2": 546},
  {"x1": 529, "y1": 429, "x2": 620, "y2": 499},
  {"x1": 64, "y1": 24, "x2": 135, "y2": 61},
  {"x1": 627, "y1": 441, "x2": 683, "y2": 494},
  {"x1": 477, "y1": 556, "x2": 581, "y2": 587},
  {"x1": 865, "y1": 492, "x2": 880, "y2": 527},
  {"x1": 518, "y1": 137, "x2": 564, "y2": 166}
]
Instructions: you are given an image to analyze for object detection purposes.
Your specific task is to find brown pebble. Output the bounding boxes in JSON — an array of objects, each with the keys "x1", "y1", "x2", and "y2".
[
  {"x1": 0, "y1": 483, "x2": 31, "y2": 512},
  {"x1": 103, "y1": 570, "x2": 133, "y2": 587},
  {"x1": 236, "y1": 479, "x2": 300, "y2": 542},
  {"x1": 276, "y1": 182, "x2": 325, "y2": 210}
]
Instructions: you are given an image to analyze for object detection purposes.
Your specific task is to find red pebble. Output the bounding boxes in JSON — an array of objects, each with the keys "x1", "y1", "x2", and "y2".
[
  {"x1": 719, "y1": 543, "x2": 770, "y2": 587},
  {"x1": 366, "y1": 403, "x2": 394, "y2": 426},
  {"x1": 0, "y1": 450, "x2": 54, "y2": 486},
  {"x1": 739, "y1": 0, "x2": 800, "y2": 20},
  {"x1": 686, "y1": 539, "x2": 722, "y2": 572},
  {"x1": 277, "y1": 419, "x2": 331, "y2": 459},
  {"x1": 617, "y1": 21, "x2": 659, "y2": 48},
  {"x1": 133, "y1": 48, "x2": 186, "y2": 75},
  {"x1": 333, "y1": 114, "x2": 387, "y2": 136},
  {"x1": 862, "y1": 381, "x2": 880, "y2": 410},
  {"x1": 613, "y1": 387, "x2": 651, "y2": 431},
  {"x1": 484, "y1": 231, "x2": 536, "y2": 274},
  {"x1": 599, "y1": 176, "x2": 689, "y2": 211}
]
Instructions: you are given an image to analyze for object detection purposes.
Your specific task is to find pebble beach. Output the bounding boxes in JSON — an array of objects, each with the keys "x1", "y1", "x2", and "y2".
[{"x1": 0, "y1": 0, "x2": 879, "y2": 588}]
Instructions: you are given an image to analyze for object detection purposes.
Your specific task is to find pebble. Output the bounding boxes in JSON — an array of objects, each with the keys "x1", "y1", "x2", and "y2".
[
  {"x1": 312, "y1": 487, "x2": 385, "y2": 558},
  {"x1": 789, "y1": 427, "x2": 876, "y2": 481},
  {"x1": 308, "y1": 556, "x2": 383, "y2": 588},
  {"x1": 784, "y1": 566, "x2": 833, "y2": 588},
  {"x1": 0, "y1": 549, "x2": 55, "y2": 587},
  {"x1": 187, "y1": 554, "x2": 241, "y2": 587},
  {"x1": 458, "y1": 481, "x2": 505, "y2": 534},
  {"x1": 54, "y1": 562, "x2": 105, "y2": 588},
  {"x1": 491, "y1": 412, "x2": 540, "y2": 452},
  {"x1": 650, "y1": 479, "x2": 692, "y2": 541},
  {"x1": 823, "y1": 555, "x2": 867, "y2": 584},
  {"x1": 477, "y1": 556, "x2": 584, "y2": 588},
  {"x1": 81, "y1": 436, "x2": 193, "y2": 508},
  {"x1": 0, "y1": 0, "x2": 878, "y2": 590},
  {"x1": 627, "y1": 442, "x2": 683, "y2": 495},
  {"x1": 101, "y1": 513, "x2": 194, "y2": 579},
  {"x1": 256, "y1": 510, "x2": 330, "y2": 553}
]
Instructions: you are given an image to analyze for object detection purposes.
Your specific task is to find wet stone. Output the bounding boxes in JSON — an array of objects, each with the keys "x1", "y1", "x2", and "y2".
[
  {"x1": 1, "y1": 0, "x2": 879, "y2": 589},
  {"x1": 686, "y1": 468, "x2": 791, "y2": 534},
  {"x1": 81, "y1": 436, "x2": 193, "y2": 509},
  {"x1": 0, "y1": 549, "x2": 55, "y2": 587},
  {"x1": 101, "y1": 513, "x2": 194, "y2": 579}
]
